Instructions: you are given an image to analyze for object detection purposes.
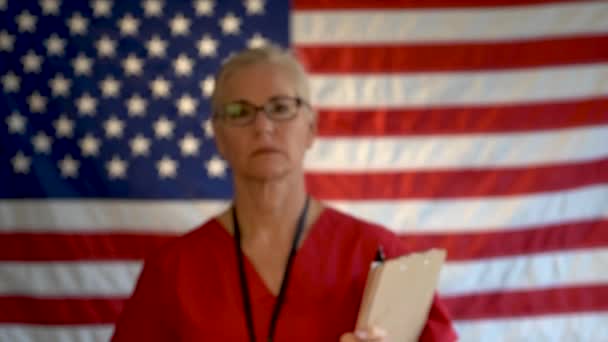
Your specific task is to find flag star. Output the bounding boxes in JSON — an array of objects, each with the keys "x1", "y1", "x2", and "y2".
[
  {"x1": 40, "y1": 0, "x2": 61, "y2": 15},
  {"x1": 32, "y1": 131, "x2": 53, "y2": 154},
  {"x1": 44, "y1": 33, "x2": 66, "y2": 56},
  {"x1": 173, "y1": 53, "x2": 194, "y2": 77},
  {"x1": 248, "y1": 33, "x2": 268, "y2": 49},
  {"x1": 153, "y1": 116, "x2": 174, "y2": 139},
  {"x1": 53, "y1": 114, "x2": 75, "y2": 138},
  {"x1": 197, "y1": 34, "x2": 218, "y2": 57},
  {"x1": 67, "y1": 12, "x2": 88, "y2": 35},
  {"x1": 76, "y1": 92, "x2": 97, "y2": 116},
  {"x1": 22, "y1": 50, "x2": 43, "y2": 73},
  {"x1": 5, "y1": 111, "x2": 27, "y2": 134},
  {"x1": 96, "y1": 35, "x2": 116, "y2": 58},
  {"x1": 200, "y1": 75, "x2": 214, "y2": 97},
  {"x1": 91, "y1": 0, "x2": 112, "y2": 17},
  {"x1": 146, "y1": 35, "x2": 167, "y2": 58},
  {"x1": 49, "y1": 73, "x2": 72, "y2": 97},
  {"x1": 27, "y1": 91, "x2": 48, "y2": 113},
  {"x1": 220, "y1": 12, "x2": 240, "y2": 35},
  {"x1": 245, "y1": 0, "x2": 265, "y2": 15},
  {"x1": 0, "y1": 30, "x2": 15, "y2": 52},
  {"x1": 16, "y1": 10, "x2": 37, "y2": 33},
  {"x1": 99, "y1": 75, "x2": 121, "y2": 97},
  {"x1": 123, "y1": 53, "x2": 144, "y2": 76},
  {"x1": 170, "y1": 13, "x2": 190, "y2": 36},
  {"x1": 193, "y1": 0, "x2": 214, "y2": 16},
  {"x1": 72, "y1": 53, "x2": 93, "y2": 76},
  {"x1": 156, "y1": 155, "x2": 178, "y2": 178},
  {"x1": 206, "y1": 155, "x2": 227, "y2": 178},
  {"x1": 142, "y1": 0, "x2": 163, "y2": 17},
  {"x1": 0, "y1": 0, "x2": 5, "y2": 10},
  {"x1": 179, "y1": 133, "x2": 201, "y2": 156},
  {"x1": 58, "y1": 154, "x2": 80, "y2": 178},
  {"x1": 106, "y1": 155, "x2": 128, "y2": 179},
  {"x1": 130, "y1": 134, "x2": 151, "y2": 156},
  {"x1": 103, "y1": 115, "x2": 125, "y2": 138},
  {"x1": 12, "y1": 151, "x2": 32, "y2": 174},
  {"x1": 150, "y1": 76, "x2": 171, "y2": 98},
  {"x1": 79, "y1": 133, "x2": 102, "y2": 157},
  {"x1": 202, "y1": 118, "x2": 214, "y2": 138},
  {"x1": 126, "y1": 93, "x2": 147, "y2": 116},
  {"x1": 176, "y1": 93, "x2": 198, "y2": 116},
  {"x1": 118, "y1": 13, "x2": 140, "y2": 36},
  {"x1": 2, "y1": 71, "x2": 20, "y2": 93}
]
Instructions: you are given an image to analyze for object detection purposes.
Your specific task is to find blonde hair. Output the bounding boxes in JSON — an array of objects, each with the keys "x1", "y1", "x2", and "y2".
[{"x1": 210, "y1": 45, "x2": 311, "y2": 115}]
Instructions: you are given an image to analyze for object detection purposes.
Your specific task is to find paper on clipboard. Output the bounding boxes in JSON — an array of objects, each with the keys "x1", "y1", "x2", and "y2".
[{"x1": 355, "y1": 248, "x2": 447, "y2": 342}]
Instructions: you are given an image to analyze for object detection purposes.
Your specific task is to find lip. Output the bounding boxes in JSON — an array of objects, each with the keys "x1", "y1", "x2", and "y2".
[{"x1": 251, "y1": 147, "x2": 282, "y2": 155}]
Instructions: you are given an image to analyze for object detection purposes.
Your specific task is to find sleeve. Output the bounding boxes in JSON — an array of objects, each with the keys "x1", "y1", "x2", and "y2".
[{"x1": 111, "y1": 254, "x2": 177, "y2": 341}]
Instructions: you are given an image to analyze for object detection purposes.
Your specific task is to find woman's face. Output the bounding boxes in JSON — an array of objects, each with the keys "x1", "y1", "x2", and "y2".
[{"x1": 213, "y1": 62, "x2": 315, "y2": 181}]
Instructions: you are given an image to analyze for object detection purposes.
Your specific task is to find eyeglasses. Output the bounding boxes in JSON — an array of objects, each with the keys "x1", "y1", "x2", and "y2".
[{"x1": 214, "y1": 96, "x2": 309, "y2": 126}]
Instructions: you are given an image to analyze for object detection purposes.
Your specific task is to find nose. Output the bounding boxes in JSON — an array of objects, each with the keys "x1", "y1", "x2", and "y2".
[{"x1": 252, "y1": 107, "x2": 274, "y2": 134}]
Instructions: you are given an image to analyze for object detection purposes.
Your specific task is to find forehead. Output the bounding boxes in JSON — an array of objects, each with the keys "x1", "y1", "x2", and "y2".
[{"x1": 221, "y1": 62, "x2": 298, "y2": 103}]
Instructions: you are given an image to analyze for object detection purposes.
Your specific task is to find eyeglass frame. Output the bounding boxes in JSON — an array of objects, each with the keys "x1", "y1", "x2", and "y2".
[{"x1": 212, "y1": 96, "x2": 311, "y2": 126}]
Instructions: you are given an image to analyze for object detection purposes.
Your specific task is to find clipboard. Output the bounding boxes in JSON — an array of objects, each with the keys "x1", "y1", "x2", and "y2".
[{"x1": 355, "y1": 248, "x2": 447, "y2": 342}]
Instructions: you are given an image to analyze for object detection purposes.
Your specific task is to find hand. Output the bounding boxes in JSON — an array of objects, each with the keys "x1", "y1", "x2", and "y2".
[{"x1": 340, "y1": 326, "x2": 387, "y2": 342}]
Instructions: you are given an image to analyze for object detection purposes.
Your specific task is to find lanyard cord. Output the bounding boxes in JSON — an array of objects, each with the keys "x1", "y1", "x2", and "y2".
[{"x1": 233, "y1": 196, "x2": 310, "y2": 342}]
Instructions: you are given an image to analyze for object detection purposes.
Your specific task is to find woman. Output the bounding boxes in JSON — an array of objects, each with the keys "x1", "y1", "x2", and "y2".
[{"x1": 112, "y1": 45, "x2": 457, "y2": 341}]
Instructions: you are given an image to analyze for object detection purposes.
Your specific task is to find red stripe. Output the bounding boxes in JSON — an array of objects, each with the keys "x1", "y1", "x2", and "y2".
[
  {"x1": 444, "y1": 284, "x2": 608, "y2": 320},
  {"x1": 293, "y1": 0, "x2": 578, "y2": 10},
  {"x1": 315, "y1": 97, "x2": 608, "y2": 136},
  {"x1": 307, "y1": 159, "x2": 608, "y2": 200},
  {"x1": 297, "y1": 36, "x2": 608, "y2": 73}
]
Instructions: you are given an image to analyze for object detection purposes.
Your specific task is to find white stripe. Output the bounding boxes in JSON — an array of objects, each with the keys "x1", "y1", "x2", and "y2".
[
  {"x1": 439, "y1": 248, "x2": 608, "y2": 295},
  {"x1": 310, "y1": 64, "x2": 608, "y2": 108},
  {"x1": 306, "y1": 125, "x2": 608, "y2": 171},
  {"x1": 0, "y1": 325, "x2": 113, "y2": 342},
  {"x1": 293, "y1": 2, "x2": 608, "y2": 44},
  {"x1": 454, "y1": 312, "x2": 608, "y2": 342}
]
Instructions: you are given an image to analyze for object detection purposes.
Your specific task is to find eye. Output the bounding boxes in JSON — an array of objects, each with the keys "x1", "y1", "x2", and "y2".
[
  {"x1": 267, "y1": 99, "x2": 294, "y2": 116},
  {"x1": 224, "y1": 103, "x2": 249, "y2": 119}
]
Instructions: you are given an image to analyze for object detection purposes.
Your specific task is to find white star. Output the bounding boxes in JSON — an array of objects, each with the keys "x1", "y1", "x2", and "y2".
[
  {"x1": 146, "y1": 35, "x2": 167, "y2": 58},
  {"x1": 44, "y1": 33, "x2": 66, "y2": 56},
  {"x1": 79, "y1": 133, "x2": 101, "y2": 157},
  {"x1": 0, "y1": 30, "x2": 15, "y2": 52},
  {"x1": 49, "y1": 73, "x2": 71, "y2": 97},
  {"x1": 193, "y1": 0, "x2": 214, "y2": 16},
  {"x1": 22, "y1": 50, "x2": 43, "y2": 73},
  {"x1": 67, "y1": 12, "x2": 88, "y2": 35},
  {"x1": 96, "y1": 35, "x2": 116, "y2": 58},
  {"x1": 126, "y1": 93, "x2": 147, "y2": 116},
  {"x1": 16, "y1": 10, "x2": 37, "y2": 33},
  {"x1": 91, "y1": 0, "x2": 112, "y2": 17},
  {"x1": 179, "y1": 133, "x2": 200, "y2": 156},
  {"x1": 5, "y1": 111, "x2": 27, "y2": 134},
  {"x1": 2, "y1": 71, "x2": 20, "y2": 92},
  {"x1": 32, "y1": 131, "x2": 53, "y2": 154},
  {"x1": 40, "y1": 0, "x2": 61, "y2": 16},
  {"x1": 103, "y1": 115, "x2": 125, "y2": 138},
  {"x1": 58, "y1": 154, "x2": 80, "y2": 178},
  {"x1": 202, "y1": 118, "x2": 214, "y2": 138},
  {"x1": 170, "y1": 13, "x2": 190, "y2": 36},
  {"x1": 173, "y1": 53, "x2": 193, "y2": 77},
  {"x1": 248, "y1": 33, "x2": 268, "y2": 49},
  {"x1": 220, "y1": 12, "x2": 240, "y2": 35},
  {"x1": 118, "y1": 13, "x2": 140, "y2": 36},
  {"x1": 200, "y1": 75, "x2": 214, "y2": 97},
  {"x1": 142, "y1": 0, "x2": 163, "y2": 17},
  {"x1": 153, "y1": 116, "x2": 174, "y2": 139},
  {"x1": 27, "y1": 91, "x2": 47, "y2": 114},
  {"x1": 106, "y1": 155, "x2": 128, "y2": 179},
  {"x1": 176, "y1": 93, "x2": 198, "y2": 116},
  {"x1": 12, "y1": 151, "x2": 31, "y2": 174},
  {"x1": 99, "y1": 75, "x2": 121, "y2": 97},
  {"x1": 76, "y1": 92, "x2": 97, "y2": 116},
  {"x1": 0, "y1": 0, "x2": 5, "y2": 10},
  {"x1": 205, "y1": 155, "x2": 227, "y2": 178},
  {"x1": 197, "y1": 34, "x2": 218, "y2": 57},
  {"x1": 72, "y1": 53, "x2": 93, "y2": 76},
  {"x1": 53, "y1": 114, "x2": 74, "y2": 138},
  {"x1": 130, "y1": 133, "x2": 151, "y2": 156},
  {"x1": 156, "y1": 155, "x2": 178, "y2": 178},
  {"x1": 122, "y1": 53, "x2": 144, "y2": 76},
  {"x1": 150, "y1": 76, "x2": 171, "y2": 98},
  {"x1": 245, "y1": 0, "x2": 265, "y2": 15}
]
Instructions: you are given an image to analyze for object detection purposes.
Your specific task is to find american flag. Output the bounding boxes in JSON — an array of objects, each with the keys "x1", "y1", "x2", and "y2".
[{"x1": 1, "y1": 0, "x2": 607, "y2": 340}]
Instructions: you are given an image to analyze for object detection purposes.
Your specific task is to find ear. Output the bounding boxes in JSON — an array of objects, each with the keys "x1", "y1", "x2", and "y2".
[{"x1": 305, "y1": 110, "x2": 317, "y2": 149}]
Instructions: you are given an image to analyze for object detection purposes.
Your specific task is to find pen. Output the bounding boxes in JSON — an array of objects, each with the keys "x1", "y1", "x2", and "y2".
[{"x1": 374, "y1": 245, "x2": 385, "y2": 263}]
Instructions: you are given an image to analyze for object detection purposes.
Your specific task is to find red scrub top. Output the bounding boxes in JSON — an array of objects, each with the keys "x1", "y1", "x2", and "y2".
[{"x1": 112, "y1": 207, "x2": 458, "y2": 341}]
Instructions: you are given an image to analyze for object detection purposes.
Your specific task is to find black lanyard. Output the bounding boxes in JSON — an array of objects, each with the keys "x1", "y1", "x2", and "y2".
[{"x1": 232, "y1": 196, "x2": 310, "y2": 342}]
